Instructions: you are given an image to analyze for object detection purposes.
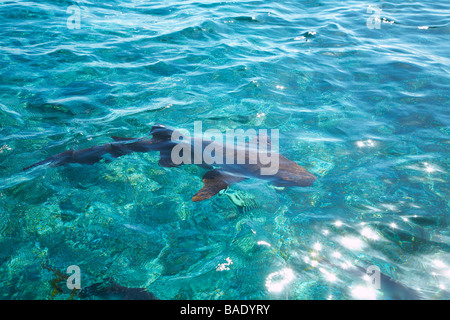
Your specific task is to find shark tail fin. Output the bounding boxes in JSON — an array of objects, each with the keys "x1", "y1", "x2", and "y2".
[{"x1": 22, "y1": 149, "x2": 75, "y2": 171}]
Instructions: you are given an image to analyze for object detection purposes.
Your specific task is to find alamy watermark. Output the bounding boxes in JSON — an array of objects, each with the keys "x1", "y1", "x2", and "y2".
[
  {"x1": 168, "y1": 121, "x2": 280, "y2": 175},
  {"x1": 65, "y1": 3, "x2": 385, "y2": 31},
  {"x1": 365, "y1": 265, "x2": 381, "y2": 289},
  {"x1": 67, "y1": 1, "x2": 88, "y2": 30},
  {"x1": 66, "y1": 265, "x2": 81, "y2": 290},
  {"x1": 366, "y1": 4, "x2": 381, "y2": 29}
]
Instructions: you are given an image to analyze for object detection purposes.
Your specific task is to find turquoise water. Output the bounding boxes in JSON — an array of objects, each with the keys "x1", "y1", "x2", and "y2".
[{"x1": 0, "y1": 0, "x2": 449, "y2": 300}]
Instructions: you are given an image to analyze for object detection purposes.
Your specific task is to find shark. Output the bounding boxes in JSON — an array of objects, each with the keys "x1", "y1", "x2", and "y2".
[{"x1": 23, "y1": 124, "x2": 316, "y2": 201}]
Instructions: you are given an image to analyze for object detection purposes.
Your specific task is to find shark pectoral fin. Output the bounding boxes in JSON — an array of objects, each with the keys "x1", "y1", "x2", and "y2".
[
  {"x1": 158, "y1": 151, "x2": 181, "y2": 168},
  {"x1": 192, "y1": 170, "x2": 245, "y2": 202},
  {"x1": 158, "y1": 157, "x2": 180, "y2": 168},
  {"x1": 192, "y1": 170, "x2": 229, "y2": 202}
]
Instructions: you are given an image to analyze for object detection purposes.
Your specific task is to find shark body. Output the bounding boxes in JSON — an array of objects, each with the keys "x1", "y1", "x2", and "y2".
[{"x1": 23, "y1": 124, "x2": 316, "y2": 201}]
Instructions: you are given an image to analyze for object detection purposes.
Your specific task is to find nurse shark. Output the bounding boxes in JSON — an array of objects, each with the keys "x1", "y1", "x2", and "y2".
[{"x1": 23, "y1": 124, "x2": 316, "y2": 201}]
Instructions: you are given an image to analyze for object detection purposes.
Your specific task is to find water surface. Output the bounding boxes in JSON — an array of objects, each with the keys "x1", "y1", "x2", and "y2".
[{"x1": 0, "y1": 0, "x2": 449, "y2": 299}]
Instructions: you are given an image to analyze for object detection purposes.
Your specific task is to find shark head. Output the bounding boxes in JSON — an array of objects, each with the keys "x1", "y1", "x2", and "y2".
[{"x1": 271, "y1": 155, "x2": 317, "y2": 187}]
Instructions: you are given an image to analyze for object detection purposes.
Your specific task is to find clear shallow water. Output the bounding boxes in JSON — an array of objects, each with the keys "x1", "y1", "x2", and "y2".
[{"x1": 0, "y1": 0, "x2": 449, "y2": 300}]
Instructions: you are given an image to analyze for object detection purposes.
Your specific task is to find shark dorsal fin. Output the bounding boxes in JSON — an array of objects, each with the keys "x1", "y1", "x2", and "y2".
[
  {"x1": 150, "y1": 124, "x2": 174, "y2": 140},
  {"x1": 158, "y1": 150, "x2": 181, "y2": 168}
]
